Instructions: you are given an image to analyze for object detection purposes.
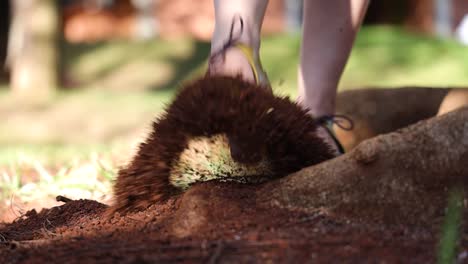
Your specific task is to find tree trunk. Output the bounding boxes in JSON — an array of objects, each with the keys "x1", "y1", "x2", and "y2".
[{"x1": 7, "y1": 0, "x2": 59, "y2": 101}]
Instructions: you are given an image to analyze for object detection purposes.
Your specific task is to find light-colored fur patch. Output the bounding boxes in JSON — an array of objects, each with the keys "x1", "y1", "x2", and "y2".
[{"x1": 169, "y1": 134, "x2": 272, "y2": 189}]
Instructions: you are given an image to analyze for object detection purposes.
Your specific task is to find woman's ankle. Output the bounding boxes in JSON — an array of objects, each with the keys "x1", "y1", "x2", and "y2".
[{"x1": 208, "y1": 47, "x2": 257, "y2": 83}]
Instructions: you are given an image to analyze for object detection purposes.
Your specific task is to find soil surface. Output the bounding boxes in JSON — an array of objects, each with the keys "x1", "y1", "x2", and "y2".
[{"x1": 1, "y1": 182, "x2": 466, "y2": 263}]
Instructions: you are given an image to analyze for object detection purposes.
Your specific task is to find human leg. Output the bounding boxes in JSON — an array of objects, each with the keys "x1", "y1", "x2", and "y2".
[
  {"x1": 208, "y1": 0, "x2": 269, "y2": 86},
  {"x1": 298, "y1": 0, "x2": 369, "y2": 117},
  {"x1": 297, "y1": 0, "x2": 369, "y2": 154}
]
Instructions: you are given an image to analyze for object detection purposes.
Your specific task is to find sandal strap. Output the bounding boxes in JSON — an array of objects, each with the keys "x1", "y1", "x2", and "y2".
[
  {"x1": 316, "y1": 115, "x2": 354, "y2": 154},
  {"x1": 234, "y1": 43, "x2": 262, "y2": 84},
  {"x1": 207, "y1": 15, "x2": 269, "y2": 86}
]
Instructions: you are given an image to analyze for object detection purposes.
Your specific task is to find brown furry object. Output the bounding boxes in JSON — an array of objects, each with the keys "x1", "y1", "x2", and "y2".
[{"x1": 112, "y1": 76, "x2": 334, "y2": 213}]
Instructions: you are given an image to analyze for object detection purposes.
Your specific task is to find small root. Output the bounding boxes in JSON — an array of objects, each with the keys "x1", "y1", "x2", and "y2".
[{"x1": 56, "y1": 196, "x2": 73, "y2": 203}]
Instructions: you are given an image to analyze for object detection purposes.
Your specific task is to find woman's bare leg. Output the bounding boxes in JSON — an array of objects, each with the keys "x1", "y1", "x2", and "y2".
[
  {"x1": 298, "y1": 0, "x2": 369, "y2": 117},
  {"x1": 208, "y1": 0, "x2": 269, "y2": 84}
]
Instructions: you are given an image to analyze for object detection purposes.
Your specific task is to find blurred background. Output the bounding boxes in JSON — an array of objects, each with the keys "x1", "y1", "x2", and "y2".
[{"x1": 1, "y1": 0, "x2": 468, "y2": 221}]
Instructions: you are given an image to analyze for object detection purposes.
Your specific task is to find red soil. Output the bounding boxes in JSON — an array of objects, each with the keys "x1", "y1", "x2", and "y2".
[{"x1": 1, "y1": 182, "x2": 463, "y2": 263}]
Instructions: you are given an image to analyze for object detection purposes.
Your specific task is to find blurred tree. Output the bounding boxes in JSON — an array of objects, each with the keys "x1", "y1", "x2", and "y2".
[
  {"x1": 285, "y1": 0, "x2": 302, "y2": 33},
  {"x1": 434, "y1": 0, "x2": 452, "y2": 37},
  {"x1": 6, "y1": 0, "x2": 59, "y2": 101},
  {"x1": 132, "y1": 0, "x2": 159, "y2": 39},
  {"x1": 0, "y1": 1, "x2": 10, "y2": 81}
]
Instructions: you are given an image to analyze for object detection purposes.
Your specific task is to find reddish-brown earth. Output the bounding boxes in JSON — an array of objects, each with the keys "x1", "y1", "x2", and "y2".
[{"x1": 1, "y1": 182, "x2": 466, "y2": 263}]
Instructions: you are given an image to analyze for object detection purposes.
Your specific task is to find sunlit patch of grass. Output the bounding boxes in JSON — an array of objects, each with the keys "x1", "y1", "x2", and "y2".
[
  {"x1": 63, "y1": 38, "x2": 210, "y2": 91},
  {"x1": 60, "y1": 25, "x2": 468, "y2": 97},
  {"x1": 437, "y1": 188, "x2": 464, "y2": 264},
  {"x1": 261, "y1": 26, "x2": 468, "y2": 96},
  {"x1": 0, "y1": 151, "x2": 117, "y2": 218},
  {"x1": 342, "y1": 26, "x2": 468, "y2": 89},
  {"x1": 0, "y1": 88, "x2": 170, "y2": 145}
]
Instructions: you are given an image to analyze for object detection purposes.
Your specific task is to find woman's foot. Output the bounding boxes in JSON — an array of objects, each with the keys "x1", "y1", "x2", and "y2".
[
  {"x1": 315, "y1": 115, "x2": 353, "y2": 156},
  {"x1": 207, "y1": 16, "x2": 270, "y2": 90},
  {"x1": 207, "y1": 43, "x2": 270, "y2": 89}
]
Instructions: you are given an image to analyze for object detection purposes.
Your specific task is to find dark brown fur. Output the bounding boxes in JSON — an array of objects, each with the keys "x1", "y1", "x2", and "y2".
[{"x1": 112, "y1": 76, "x2": 334, "y2": 213}]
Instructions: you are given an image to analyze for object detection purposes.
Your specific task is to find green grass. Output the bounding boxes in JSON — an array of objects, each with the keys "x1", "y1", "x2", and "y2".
[
  {"x1": 343, "y1": 26, "x2": 468, "y2": 88},
  {"x1": 62, "y1": 38, "x2": 210, "y2": 91},
  {"x1": 1, "y1": 25, "x2": 468, "y2": 220},
  {"x1": 261, "y1": 26, "x2": 468, "y2": 97},
  {"x1": 438, "y1": 188, "x2": 464, "y2": 264},
  {"x1": 61, "y1": 25, "x2": 468, "y2": 96},
  {"x1": 0, "y1": 151, "x2": 115, "y2": 202}
]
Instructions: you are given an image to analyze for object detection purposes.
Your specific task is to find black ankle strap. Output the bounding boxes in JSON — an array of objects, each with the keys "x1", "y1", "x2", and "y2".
[
  {"x1": 316, "y1": 115, "x2": 354, "y2": 154},
  {"x1": 209, "y1": 15, "x2": 244, "y2": 65},
  {"x1": 316, "y1": 114, "x2": 354, "y2": 130}
]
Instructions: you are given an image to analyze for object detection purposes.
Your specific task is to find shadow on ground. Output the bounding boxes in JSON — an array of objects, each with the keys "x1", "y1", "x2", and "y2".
[{"x1": 62, "y1": 39, "x2": 210, "y2": 91}]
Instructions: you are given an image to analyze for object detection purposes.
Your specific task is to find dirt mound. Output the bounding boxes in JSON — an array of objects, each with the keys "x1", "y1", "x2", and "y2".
[
  {"x1": 0, "y1": 199, "x2": 106, "y2": 241},
  {"x1": 0, "y1": 183, "x2": 445, "y2": 263}
]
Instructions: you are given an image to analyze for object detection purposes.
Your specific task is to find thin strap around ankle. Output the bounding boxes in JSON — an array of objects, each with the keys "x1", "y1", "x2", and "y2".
[
  {"x1": 208, "y1": 15, "x2": 265, "y2": 85},
  {"x1": 316, "y1": 114, "x2": 354, "y2": 154}
]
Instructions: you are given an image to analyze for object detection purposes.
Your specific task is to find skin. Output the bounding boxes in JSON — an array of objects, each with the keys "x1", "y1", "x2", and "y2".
[
  {"x1": 209, "y1": 0, "x2": 268, "y2": 83},
  {"x1": 297, "y1": 0, "x2": 370, "y2": 117}
]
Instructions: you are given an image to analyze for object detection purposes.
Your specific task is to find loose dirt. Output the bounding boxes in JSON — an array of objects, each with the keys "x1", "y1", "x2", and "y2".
[{"x1": 1, "y1": 182, "x2": 465, "y2": 263}]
